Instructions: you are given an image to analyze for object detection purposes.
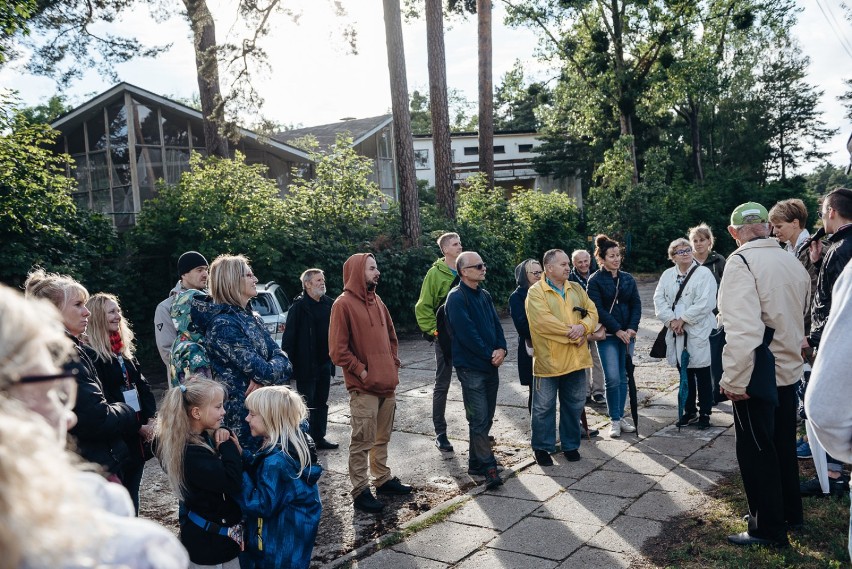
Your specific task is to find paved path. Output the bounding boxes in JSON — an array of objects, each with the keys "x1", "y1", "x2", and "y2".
[{"x1": 314, "y1": 279, "x2": 741, "y2": 567}]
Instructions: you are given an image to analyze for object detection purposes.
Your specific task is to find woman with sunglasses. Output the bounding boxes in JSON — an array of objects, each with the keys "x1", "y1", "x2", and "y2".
[
  {"x1": 653, "y1": 238, "x2": 718, "y2": 428},
  {"x1": 509, "y1": 259, "x2": 543, "y2": 413},
  {"x1": 86, "y1": 293, "x2": 157, "y2": 513},
  {"x1": 0, "y1": 283, "x2": 190, "y2": 568},
  {"x1": 24, "y1": 269, "x2": 142, "y2": 483},
  {"x1": 587, "y1": 235, "x2": 642, "y2": 438}
]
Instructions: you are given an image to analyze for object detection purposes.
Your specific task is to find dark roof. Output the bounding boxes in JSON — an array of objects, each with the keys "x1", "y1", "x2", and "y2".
[{"x1": 273, "y1": 114, "x2": 393, "y2": 149}]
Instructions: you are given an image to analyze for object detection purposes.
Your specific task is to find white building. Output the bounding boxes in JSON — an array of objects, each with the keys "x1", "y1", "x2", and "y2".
[{"x1": 412, "y1": 131, "x2": 583, "y2": 207}]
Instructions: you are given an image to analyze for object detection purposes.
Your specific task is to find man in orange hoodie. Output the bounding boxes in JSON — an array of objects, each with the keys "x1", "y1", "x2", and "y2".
[{"x1": 329, "y1": 253, "x2": 413, "y2": 513}]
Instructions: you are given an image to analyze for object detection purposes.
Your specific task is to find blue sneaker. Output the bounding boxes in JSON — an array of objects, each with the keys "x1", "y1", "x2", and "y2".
[{"x1": 797, "y1": 441, "x2": 812, "y2": 460}]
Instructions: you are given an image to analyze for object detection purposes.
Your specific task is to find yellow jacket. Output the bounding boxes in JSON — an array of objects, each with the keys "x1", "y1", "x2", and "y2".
[{"x1": 525, "y1": 279, "x2": 599, "y2": 378}]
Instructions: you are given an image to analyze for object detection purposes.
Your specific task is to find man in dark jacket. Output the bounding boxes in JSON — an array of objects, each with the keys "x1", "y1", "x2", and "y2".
[
  {"x1": 282, "y1": 268, "x2": 337, "y2": 450},
  {"x1": 569, "y1": 249, "x2": 605, "y2": 404},
  {"x1": 801, "y1": 187, "x2": 852, "y2": 496},
  {"x1": 445, "y1": 251, "x2": 508, "y2": 489}
]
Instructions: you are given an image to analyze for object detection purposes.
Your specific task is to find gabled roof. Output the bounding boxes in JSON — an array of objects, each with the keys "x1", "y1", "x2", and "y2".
[
  {"x1": 273, "y1": 114, "x2": 393, "y2": 150},
  {"x1": 50, "y1": 82, "x2": 312, "y2": 162}
]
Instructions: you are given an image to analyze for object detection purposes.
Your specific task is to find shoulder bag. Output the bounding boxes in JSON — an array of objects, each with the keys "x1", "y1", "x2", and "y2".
[{"x1": 650, "y1": 265, "x2": 698, "y2": 358}]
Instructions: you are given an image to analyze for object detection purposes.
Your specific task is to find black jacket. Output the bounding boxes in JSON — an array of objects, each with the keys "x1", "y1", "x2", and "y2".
[
  {"x1": 89, "y1": 350, "x2": 157, "y2": 463},
  {"x1": 281, "y1": 292, "x2": 334, "y2": 381},
  {"x1": 587, "y1": 269, "x2": 642, "y2": 334},
  {"x1": 809, "y1": 224, "x2": 852, "y2": 347},
  {"x1": 181, "y1": 435, "x2": 243, "y2": 565},
  {"x1": 66, "y1": 335, "x2": 138, "y2": 475},
  {"x1": 509, "y1": 260, "x2": 535, "y2": 386}
]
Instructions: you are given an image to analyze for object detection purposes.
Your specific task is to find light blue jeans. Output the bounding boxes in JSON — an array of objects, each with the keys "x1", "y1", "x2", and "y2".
[
  {"x1": 530, "y1": 370, "x2": 587, "y2": 453},
  {"x1": 598, "y1": 336, "x2": 634, "y2": 422}
]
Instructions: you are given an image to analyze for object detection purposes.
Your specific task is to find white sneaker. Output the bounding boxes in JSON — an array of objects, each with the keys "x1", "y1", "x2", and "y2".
[
  {"x1": 620, "y1": 419, "x2": 636, "y2": 433},
  {"x1": 610, "y1": 421, "x2": 621, "y2": 438}
]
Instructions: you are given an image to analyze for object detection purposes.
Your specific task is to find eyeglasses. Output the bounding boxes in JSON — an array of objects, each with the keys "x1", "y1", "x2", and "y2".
[
  {"x1": 461, "y1": 263, "x2": 486, "y2": 271},
  {"x1": 818, "y1": 208, "x2": 829, "y2": 219},
  {"x1": 527, "y1": 270, "x2": 542, "y2": 276},
  {"x1": 19, "y1": 370, "x2": 78, "y2": 384},
  {"x1": 674, "y1": 248, "x2": 692, "y2": 256}
]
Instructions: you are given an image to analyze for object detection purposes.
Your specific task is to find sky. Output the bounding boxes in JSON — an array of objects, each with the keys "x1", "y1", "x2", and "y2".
[{"x1": 2, "y1": 0, "x2": 850, "y2": 170}]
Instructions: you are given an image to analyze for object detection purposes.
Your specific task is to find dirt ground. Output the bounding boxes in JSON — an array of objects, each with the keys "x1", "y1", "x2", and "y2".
[{"x1": 138, "y1": 276, "x2": 675, "y2": 567}]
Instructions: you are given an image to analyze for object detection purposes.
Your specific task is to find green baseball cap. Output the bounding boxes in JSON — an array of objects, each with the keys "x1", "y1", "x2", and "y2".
[{"x1": 730, "y1": 202, "x2": 769, "y2": 225}]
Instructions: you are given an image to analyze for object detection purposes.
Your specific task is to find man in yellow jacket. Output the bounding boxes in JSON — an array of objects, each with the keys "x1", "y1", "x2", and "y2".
[{"x1": 526, "y1": 249, "x2": 599, "y2": 465}]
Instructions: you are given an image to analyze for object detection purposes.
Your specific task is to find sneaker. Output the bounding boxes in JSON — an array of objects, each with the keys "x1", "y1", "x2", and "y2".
[
  {"x1": 468, "y1": 464, "x2": 505, "y2": 476},
  {"x1": 315, "y1": 438, "x2": 339, "y2": 450},
  {"x1": 489, "y1": 435, "x2": 496, "y2": 446},
  {"x1": 376, "y1": 477, "x2": 413, "y2": 495},
  {"x1": 563, "y1": 449, "x2": 581, "y2": 462},
  {"x1": 353, "y1": 488, "x2": 384, "y2": 513},
  {"x1": 831, "y1": 474, "x2": 851, "y2": 497},
  {"x1": 620, "y1": 419, "x2": 636, "y2": 433},
  {"x1": 610, "y1": 421, "x2": 621, "y2": 438},
  {"x1": 696, "y1": 415, "x2": 711, "y2": 429},
  {"x1": 534, "y1": 449, "x2": 554, "y2": 466},
  {"x1": 676, "y1": 413, "x2": 698, "y2": 427},
  {"x1": 591, "y1": 393, "x2": 606, "y2": 405},
  {"x1": 435, "y1": 433, "x2": 454, "y2": 452},
  {"x1": 800, "y1": 476, "x2": 829, "y2": 497},
  {"x1": 585, "y1": 428, "x2": 600, "y2": 438},
  {"x1": 484, "y1": 467, "x2": 503, "y2": 489},
  {"x1": 796, "y1": 441, "x2": 812, "y2": 460}
]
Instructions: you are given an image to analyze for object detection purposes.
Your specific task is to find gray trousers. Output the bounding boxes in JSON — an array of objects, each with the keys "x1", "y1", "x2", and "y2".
[
  {"x1": 586, "y1": 341, "x2": 605, "y2": 397},
  {"x1": 433, "y1": 341, "x2": 453, "y2": 435}
]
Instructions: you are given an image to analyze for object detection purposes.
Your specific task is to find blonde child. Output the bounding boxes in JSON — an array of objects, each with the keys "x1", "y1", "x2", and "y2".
[
  {"x1": 156, "y1": 378, "x2": 243, "y2": 569},
  {"x1": 240, "y1": 386, "x2": 323, "y2": 569}
]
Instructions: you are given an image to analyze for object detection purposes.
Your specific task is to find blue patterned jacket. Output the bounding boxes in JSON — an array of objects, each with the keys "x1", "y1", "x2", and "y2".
[
  {"x1": 240, "y1": 446, "x2": 323, "y2": 569},
  {"x1": 193, "y1": 301, "x2": 292, "y2": 446}
]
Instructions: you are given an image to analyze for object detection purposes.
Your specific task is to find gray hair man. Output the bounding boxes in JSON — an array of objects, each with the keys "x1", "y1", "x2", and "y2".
[
  {"x1": 569, "y1": 249, "x2": 605, "y2": 405},
  {"x1": 718, "y1": 202, "x2": 810, "y2": 548}
]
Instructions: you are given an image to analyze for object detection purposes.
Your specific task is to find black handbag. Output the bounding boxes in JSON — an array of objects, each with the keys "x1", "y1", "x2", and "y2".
[{"x1": 650, "y1": 265, "x2": 698, "y2": 359}]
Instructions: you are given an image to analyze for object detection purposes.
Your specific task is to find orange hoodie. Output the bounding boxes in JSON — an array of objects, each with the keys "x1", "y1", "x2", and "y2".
[{"x1": 329, "y1": 253, "x2": 400, "y2": 397}]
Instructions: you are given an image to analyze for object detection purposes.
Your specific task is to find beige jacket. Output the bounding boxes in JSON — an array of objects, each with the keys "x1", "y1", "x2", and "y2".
[{"x1": 718, "y1": 238, "x2": 810, "y2": 394}]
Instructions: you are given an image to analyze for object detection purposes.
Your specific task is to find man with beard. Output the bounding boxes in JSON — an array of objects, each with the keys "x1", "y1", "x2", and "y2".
[
  {"x1": 282, "y1": 268, "x2": 337, "y2": 450},
  {"x1": 329, "y1": 253, "x2": 413, "y2": 513}
]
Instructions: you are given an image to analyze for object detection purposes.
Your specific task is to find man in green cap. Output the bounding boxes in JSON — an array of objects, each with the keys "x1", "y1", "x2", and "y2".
[{"x1": 718, "y1": 201, "x2": 810, "y2": 548}]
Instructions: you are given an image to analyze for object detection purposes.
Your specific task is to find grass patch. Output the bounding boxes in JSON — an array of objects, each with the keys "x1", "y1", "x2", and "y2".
[
  {"x1": 374, "y1": 497, "x2": 470, "y2": 551},
  {"x1": 639, "y1": 467, "x2": 850, "y2": 568}
]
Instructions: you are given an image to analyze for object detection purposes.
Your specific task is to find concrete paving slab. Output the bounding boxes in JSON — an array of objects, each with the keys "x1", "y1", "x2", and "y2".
[
  {"x1": 640, "y1": 405, "x2": 680, "y2": 418},
  {"x1": 351, "y1": 549, "x2": 448, "y2": 569},
  {"x1": 447, "y1": 494, "x2": 541, "y2": 531},
  {"x1": 486, "y1": 516, "x2": 600, "y2": 560},
  {"x1": 570, "y1": 438, "x2": 631, "y2": 461},
  {"x1": 600, "y1": 449, "x2": 680, "y2": 477},
  {"x1": 485, "y1": 473, "x2": 567, "y2": 502},
  {"x1": 525, "y1": 456, "x2": 605, "y2": 479},
  {"x1": 568, "y1": 470, "x2": 660, "y2": 498},
  {"x1": 585, "y1": 514, "x2": 663, "y2": 554},
  {"x1": 390, "y1": 521, "x2": 498, "y2": 564},
  {"x1": 654, "y1": 465, "x2": 727, "y2": 494},
  {"x1": 533, "y1": 489, "x2": 631, "y2": 525},
  {"x1": 625, "y1": 488, "x2": 704, "y2": 521},
  {"x1": 681, "y1": 443, "x2": 738, "y2": 472},
  {"x1": 455, "y1": 548, "x2": 558, "y2": 569},
  {"x1": 557, "y1": 545, "x2": 634, "y2": 568},
  {"x1": 623, "y1": 432, "x2": 710, "y2": 457}
]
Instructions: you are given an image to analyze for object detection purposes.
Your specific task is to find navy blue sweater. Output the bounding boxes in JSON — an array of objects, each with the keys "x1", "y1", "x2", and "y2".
[
  {"x1": 586, "y1": 269, "x2": 642, "y2": 333},
  {"x1": 446, "y1": 282, "x2": 507, "y2": 373}
]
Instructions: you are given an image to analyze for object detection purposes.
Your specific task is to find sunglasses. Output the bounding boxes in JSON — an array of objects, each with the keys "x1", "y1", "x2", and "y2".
[
  {"x1": 527, "y1": 270, "x2": 542, "y2": 276},
  {"x1": 462, "y1": 263, "x2": 486, "y2": 271}
]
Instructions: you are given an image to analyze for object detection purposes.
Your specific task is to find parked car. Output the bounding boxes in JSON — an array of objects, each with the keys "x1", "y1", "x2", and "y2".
[{"x1": 250, "y1": 281, "x2": 290, "y2": 347}]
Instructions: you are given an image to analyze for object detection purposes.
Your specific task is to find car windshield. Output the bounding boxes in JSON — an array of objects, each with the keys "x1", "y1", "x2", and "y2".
[
  {"x1": 274, "y1": 288, "x2": 290, "y2": 310},
  {"x1": 250, "y1": 293, "x2": 274, "y2": 316}
]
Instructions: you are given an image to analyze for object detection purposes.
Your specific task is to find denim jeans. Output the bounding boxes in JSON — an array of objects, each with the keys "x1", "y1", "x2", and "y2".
[
  {"x1": 530, "y1": 370, "x2": 587, "y2": 453},
  {"x1": 598, "y1": 336, "x2": 633, "y2": 421},
  {"x1": 456, "y1": 367, "x2": 499, "y2": 470},
  {"x1": 848, "y1": 485, "x2": 852, "y2": 563}
]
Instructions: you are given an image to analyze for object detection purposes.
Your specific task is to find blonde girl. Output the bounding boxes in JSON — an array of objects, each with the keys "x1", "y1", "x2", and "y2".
[
  {"x1": 156, "y1": 378, "x2": 243, "y2": 569},
  {"x1": 240, "y1": 386, "x2": 323, "y2": 569}
]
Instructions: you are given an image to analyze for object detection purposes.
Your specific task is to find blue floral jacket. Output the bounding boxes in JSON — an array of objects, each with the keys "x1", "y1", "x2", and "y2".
[
  {"x1": 240, "y1": 446, "x2": 323, "y2": 569},
  {"x1": 193, "y1": 301, "x2": 292, "y2": 447}
]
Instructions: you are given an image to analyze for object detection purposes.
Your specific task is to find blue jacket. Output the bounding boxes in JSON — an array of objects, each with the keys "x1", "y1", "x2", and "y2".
[
  {"x1": 446, "y1": 281, "x2": 507, "y2": 373},
  {"x1": 240, "y1": 446, "x2": 323, "y2": 569},
  {"x1": 586, "y1": 270, "x2": 642, "y2": 334},
  {"x1": 193, "y1": 301, "x2": 292, "y2": 448}
]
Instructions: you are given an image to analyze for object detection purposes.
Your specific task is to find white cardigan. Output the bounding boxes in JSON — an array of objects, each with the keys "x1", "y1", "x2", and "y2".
[{"x1": 653, "y1": 263, "x2": 718, "y2": 368}]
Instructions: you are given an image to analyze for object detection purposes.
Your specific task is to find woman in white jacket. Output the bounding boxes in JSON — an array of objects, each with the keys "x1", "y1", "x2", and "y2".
[{"x1": 654, "y1": 238, "x2": 718, "y2": 429}]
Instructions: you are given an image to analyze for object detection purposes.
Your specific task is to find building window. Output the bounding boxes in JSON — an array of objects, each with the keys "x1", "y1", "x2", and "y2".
[
  {"x1": 494, "y1": 145, "x2": 505, "y2": 154},
  {"x1": 463, "y1": 146, "x2": 478, "y2": 156},
  {"x1": 414, "y1": 149, "x2": 429, "y2": 169},
  {"x1": 518, "y1": 144, "x2": 534, "y2": 153}
]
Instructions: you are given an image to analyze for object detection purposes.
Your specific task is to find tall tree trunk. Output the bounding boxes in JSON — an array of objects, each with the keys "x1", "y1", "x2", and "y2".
[
  {"x1": 687, "y1": 97, "x2": 704, "y2": 182},
  {"x1": 477, "y1": 0, "x2": 494, "y2": 188},
  {"x1": 183, "y1": 0, "x2": 229, "y2": 158},
  {"x1": 382, "y1": 0, "x2": 421, "y2": 244},
  {"x1": 425, "y1": 0, "x2": 455, "y2": 219}
]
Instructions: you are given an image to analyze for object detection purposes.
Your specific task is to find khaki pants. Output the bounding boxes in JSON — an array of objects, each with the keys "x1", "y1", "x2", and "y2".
[{"x1": 349, "y1": 390, "x2": 396, "y2": 496}]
